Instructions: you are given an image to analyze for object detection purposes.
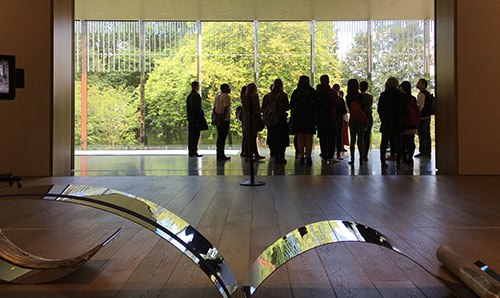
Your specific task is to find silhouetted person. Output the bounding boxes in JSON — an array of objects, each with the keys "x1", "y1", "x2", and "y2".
[
  {"x1": 316, "y1": 75, "x2": 339, "y2": 162},
  {"x1": 290, "y1": 76, "x2": 317, "y2": 166},
  {"x1": 360, "y1": 81, "x2": 373, "y2": 163},
  {"x1": 264, "y1": 84, "x2": 276, "y2": 158},
  {"x1": 262, "y1": 79, "x2": 290, "y2": 164},
  {"x1": 332, "y1": 84, "x2": 347, "y2": 160},
  {"x1": 242, "y1": 83, "x2": 264, "y2": 161},
  {"x1": 239, "y1": 86, "x2": 247, "y2": 157},
  {"x1": 346, "y1": 79, "x2": 367, "y2": 166},
  {"x1": 378, "y1": 77, "x2": 406, "y2": 169},
  {"x1": 213, "y1": 84, "x2": 231, "y2": 160},
  {"x1": 400, "y1": 81, "x2": 419, "y2": 165},
  {"x1": 416, "y1": 78, "x2": 432, "y2": 157},
  {"x1": 187, "y1": 81, "x2": 204, "y2": 157},
  {"x1": 339, "y1": 89, "x2": 350, "y2": 153}
]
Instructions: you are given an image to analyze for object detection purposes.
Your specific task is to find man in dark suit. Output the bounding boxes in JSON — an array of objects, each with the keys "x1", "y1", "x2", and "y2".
[{"x1": 186, "y1": 81, "x2": 204, "y2": 157}]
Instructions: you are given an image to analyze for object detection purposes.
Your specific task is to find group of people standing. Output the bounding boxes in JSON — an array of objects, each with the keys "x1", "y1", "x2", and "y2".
[{"x1": 186, "y1": 75, "x2": 433, "y2": 169}]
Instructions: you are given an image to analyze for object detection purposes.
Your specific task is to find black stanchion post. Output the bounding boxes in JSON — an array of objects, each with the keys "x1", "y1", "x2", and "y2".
[{"x1": 240, "y1": 93, "x2": 265, "y2": 187}]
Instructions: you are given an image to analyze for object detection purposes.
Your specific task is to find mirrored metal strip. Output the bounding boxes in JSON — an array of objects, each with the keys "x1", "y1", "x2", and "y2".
[
  {"x1": 0, "y1": 228, "x2": 121, "y2": 284},
  {"x1": 475, "y1": 260, "x2": 500, "y2": 284},
  {"x1": 242, "y1": 220, "x2": 404, "y2": 297},
  {"x1": 0, "y1": 185, "x2": 238, "y2": 298}
]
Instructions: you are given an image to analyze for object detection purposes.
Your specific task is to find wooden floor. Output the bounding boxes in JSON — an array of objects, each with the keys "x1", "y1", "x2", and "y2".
[{"x1": 1, "y1": 175, "x2": 499, "y2": 298}]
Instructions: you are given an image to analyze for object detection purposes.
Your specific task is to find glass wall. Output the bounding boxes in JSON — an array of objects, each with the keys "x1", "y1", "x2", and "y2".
[
  {"x1": 201, "y1": 22, "x2": 255, "y2": 147},
  {"x1": 75, "y1": 20, "x2": 434, "y2": 150},
  {"x1": 258, "y1": 22, "x2": 311, "y2": 95}
]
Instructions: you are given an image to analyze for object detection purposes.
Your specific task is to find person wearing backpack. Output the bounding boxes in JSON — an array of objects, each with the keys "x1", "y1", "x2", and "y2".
[
  {"x1": 399, "y1": 81, "x2": 419, "y2": 165},
  {"x1": 416, "y1": 78, "x2": 433, "y2": 157},
  {"x1": 262, "y1": 79, "x2": 290, "y2": 164},
  {"x1": 377, "y1": 77, "x2": 406, "y2": 169}
]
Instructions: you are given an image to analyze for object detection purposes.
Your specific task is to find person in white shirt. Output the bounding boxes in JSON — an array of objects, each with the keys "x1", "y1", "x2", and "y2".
[{"x1": 213, "y1": 84, "x2": 231, "y2": 160}]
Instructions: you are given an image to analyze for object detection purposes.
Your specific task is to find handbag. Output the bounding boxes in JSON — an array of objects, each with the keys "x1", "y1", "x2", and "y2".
[
  {"x1": 349, "y1": 101, "x2": 369, "y2": 125},
  {"x1": 199, "y1": 116, "x2": 209, "y2": 131}
]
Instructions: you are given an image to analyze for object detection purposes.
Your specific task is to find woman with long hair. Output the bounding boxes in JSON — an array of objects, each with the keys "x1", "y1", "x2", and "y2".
[
  {"x1": 241, "y1": 83, "x2": 264, "y2": 161},
  {"x1": 290, "y1": 75, "x2": 317, "y2": 166},
  {"x1": 345, "y1": 79, "x2": 367, "y2": 166},
  {"x1": 262, "y1": 78, "x2": 290, "y2": 164},
  {"x1": 400, "y1": 81, "x2": 418, "y2": 165}
]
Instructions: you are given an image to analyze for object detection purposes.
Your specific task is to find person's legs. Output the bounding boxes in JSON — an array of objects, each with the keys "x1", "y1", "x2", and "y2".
[
  {"x1": 296, "y1": 133, "x2": 303, "y2": 158},
  {"x1": 363, "y1": 125, "x2": 372, "y2": 162},
  {"x1": 188, "y1": 123, "x2": 194, "y2": 156},
  {"x1": 391, "y1": 130, "x2": 402, "y2": 166},
  {"x1": 409, "y1": 134, "x2": 416, "y2": 162},
  {"x1": 389, "y1": 138, "x2": 395, "y2": 157},
  {"x1": 217, "y1": 121, "x2": 230, "y2": 159},
  {"x1": 418, "y1": 118, "x2": 431, "y2": 156},
  {"x1": 318, "y1": 130, "x2": 328, "y2": 161},
  {"x1": 329, "y1": 124, "x2": 336, "y2": 160},
  {"x1": 305, "y1": 133, "x2": 313, "y2": 165},
  {"x1": 380, "y1": 131, "x2": 388, "y2": 168},
  {"x1": 297, "y1": 133, "x2": 305, "y2": 164},
  {"x1": 349, "y1": 124, "x2": 357, "y2": 164},
  {"x1": 268, "y1": 125, "x2": 275, "y2": 159},
  {"x1": 241, "y1": 135, "x2": 247, "y2": 157},
  {"x1": 356, "y1": 124, "x2": 365, "y2": 165},
  {"x1": 423, "y1": 118, "x2": 431, "y2": 155},
  {"x1": 336, "y1": 125, "x2": 343, "y2": 158},
  {"x1": 252, "y1": 136, "x2": 259, "y2": 157},
  {"x1": 305, "y1": 134, "x2": 313, "y2": 158},
  {"x1": 401, "y1": 134, "x2": 409, "y2": 163},
  {"x1": 294, "y1": 135, "x2": 299, "y2": 158},
  {"x1": 188, "y1": 123, "x2": 200, "y2": 156}
]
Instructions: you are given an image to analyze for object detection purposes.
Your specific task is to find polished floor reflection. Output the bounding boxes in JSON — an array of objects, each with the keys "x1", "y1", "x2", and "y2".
[{"x1": 73, "y1": 149, "x2": 436, "y2": 176}]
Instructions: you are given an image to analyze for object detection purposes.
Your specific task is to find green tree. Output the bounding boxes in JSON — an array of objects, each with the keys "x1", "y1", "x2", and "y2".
[
  {"x1": 143, "y1": 65, "x2": 196, "y2": 144},
  {"x1": 86, "y1": 85, "x2": 139, "y2": 147}
]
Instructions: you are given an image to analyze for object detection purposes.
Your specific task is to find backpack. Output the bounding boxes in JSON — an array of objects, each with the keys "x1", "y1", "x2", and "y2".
[
  {"x1": 430, "y1": 93, "x2": 436, "y2": 115},
  {"x1": 421, "y1": 90, "x2": 435, "y2": 117},
  {"x1": 405, "y1": 98, "x2": 421, "y2": 127},
  {"x1": 262, "y1": 94, "x2": 280, "y2": 126}
]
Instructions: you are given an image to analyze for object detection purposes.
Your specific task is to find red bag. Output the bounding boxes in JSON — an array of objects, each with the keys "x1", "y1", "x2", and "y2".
[
  {"x1": 405, "y1": 98, "x2": 421, "y2": 127},
  {"x1": 349, "y1": 101, "x2": 368, "y2": 125}
]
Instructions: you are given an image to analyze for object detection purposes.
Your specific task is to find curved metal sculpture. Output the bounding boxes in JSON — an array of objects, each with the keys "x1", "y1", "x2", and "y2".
[
  {"x1": 0, "y1": 185, "x2": 238, "y2": 298},
  {"x1": 0, "y1": 227, "x2": 121, "y2": 284},
  {"x1": 0, "y1": 185, "x2": 457, "y2": 298},
  {"x1": 241, "y1": 220, "x2": 401, "y2": 296}
]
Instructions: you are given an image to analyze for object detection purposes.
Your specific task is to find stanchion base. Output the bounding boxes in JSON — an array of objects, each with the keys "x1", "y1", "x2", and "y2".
[{"x1": 240, "y1": 180, "x2": 266, "y2": 187}]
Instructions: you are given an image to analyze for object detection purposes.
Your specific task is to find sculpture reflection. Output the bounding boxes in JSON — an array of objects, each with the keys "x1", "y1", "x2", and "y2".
[{"x1": 242, "y1": 220, "x2": 399, "y2": 297}]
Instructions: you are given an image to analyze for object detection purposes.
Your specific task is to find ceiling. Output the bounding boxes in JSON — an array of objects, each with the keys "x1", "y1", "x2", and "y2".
[{"x1": 75, "y1": 0, "x2": 434, "y2": 21}]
